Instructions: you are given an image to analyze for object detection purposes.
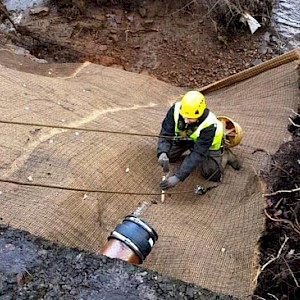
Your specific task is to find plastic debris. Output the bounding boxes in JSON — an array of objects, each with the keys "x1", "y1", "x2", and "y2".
[
  {"x1": 127, "y1": 15, "x2": 134, "y2": 22},
  {"x1": 27, "y1": 176, "x2": 33, "y2": 182},
  {"x1": 240, "y1": 12, "x2": 261, "y2": 34},
  {"x1": 125, "y1": 167, "x2": 130, "y2": 173},
  {"x1": 286, "y1": 249, "x2": 295, "y2": 259},
  {"x1": 29, "y1": 7, "x2": 49, "y2": 16}
]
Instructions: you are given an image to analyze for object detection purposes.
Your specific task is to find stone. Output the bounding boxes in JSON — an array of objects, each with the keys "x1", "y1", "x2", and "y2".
[{"x1": 29, "y1": 7, "x2": 49, "y2": 16}]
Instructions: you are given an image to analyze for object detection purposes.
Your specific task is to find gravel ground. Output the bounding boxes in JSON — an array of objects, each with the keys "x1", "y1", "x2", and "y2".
[{"x1": 0, "y1": 224, "x2": 239, "y2": 300}]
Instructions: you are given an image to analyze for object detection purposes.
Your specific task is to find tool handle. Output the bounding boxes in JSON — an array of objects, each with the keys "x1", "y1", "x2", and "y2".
[{"x1": 162, "y1": 158, "x2": 169, "y2": 174}]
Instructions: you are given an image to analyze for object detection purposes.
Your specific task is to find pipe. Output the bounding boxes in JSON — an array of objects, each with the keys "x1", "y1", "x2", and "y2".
[{"x1": 99, "y1": 215, "x2": 158, "y2": 264}]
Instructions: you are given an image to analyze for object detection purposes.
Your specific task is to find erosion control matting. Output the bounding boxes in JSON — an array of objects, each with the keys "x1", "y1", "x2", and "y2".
[{"x1": 0, "y1": 48, "x2": 299, "y2": 298}]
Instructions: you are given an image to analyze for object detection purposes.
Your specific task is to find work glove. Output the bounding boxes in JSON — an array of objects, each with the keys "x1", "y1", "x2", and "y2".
[
  {"x1": 160, "y1": 175, "x2": 180, "y2": 190},
  {"x1": 158, "y1": 153, "x2": 169, "y2": 167}
]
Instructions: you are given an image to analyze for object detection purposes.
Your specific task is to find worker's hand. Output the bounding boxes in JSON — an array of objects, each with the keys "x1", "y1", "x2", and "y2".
[
  {"x1": 160, "y1": 176, "x2": 180, "y2": 190},
  {"x1": 158, "y1": 153, "x2": 169, "y2": 167}
]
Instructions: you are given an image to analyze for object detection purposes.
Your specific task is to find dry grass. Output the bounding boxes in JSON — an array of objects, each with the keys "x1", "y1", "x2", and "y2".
[
  {"x1": 48, "y1": 0, "x2": 273, "y2": 33},
  {"x1": 201, "y1": 0, "x2": 273, "y2": 32}
]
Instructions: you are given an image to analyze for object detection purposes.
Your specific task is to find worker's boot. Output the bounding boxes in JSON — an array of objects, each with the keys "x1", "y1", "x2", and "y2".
[{"x1": 221, "y1": 148, "x2": 241, "y2": 170}]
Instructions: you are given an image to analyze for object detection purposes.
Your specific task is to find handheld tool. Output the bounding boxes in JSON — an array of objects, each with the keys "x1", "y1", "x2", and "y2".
[
  {"x1": 161, "y1": 158, "x2": 170, "y2": 202},
  {"x1": 194, "y1": 185, "x2": 208, "y2": 195},
  {"x1": 194, "y1": 184, "x2": 219, "y2": 196}
]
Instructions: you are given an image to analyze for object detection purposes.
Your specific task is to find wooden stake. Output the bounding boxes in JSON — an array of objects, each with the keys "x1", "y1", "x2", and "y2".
[{"x1": 161, "y1": 175, "x2": 166, "y2": 202}]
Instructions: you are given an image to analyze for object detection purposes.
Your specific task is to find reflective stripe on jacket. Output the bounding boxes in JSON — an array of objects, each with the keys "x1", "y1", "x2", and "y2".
[{"x1": 173, "y1": 102, "x2": 223, "y2": 150}]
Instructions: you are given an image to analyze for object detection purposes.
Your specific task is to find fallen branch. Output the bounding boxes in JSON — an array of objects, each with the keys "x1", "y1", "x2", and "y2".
[
  {"x1": 274, "y1": 197, "x2": 284, "y2": 209},
  {"x1": 128, "y1": 28, "x2": 159, "y2": 34},
  {"x1": 261, "y1": 235, "x2": 289, "y2": 272},
  {"x1": 283, "y1": 258, "x2": 300, "y2": 288},
  {"x1": 267, "y1": 294, "x2": 279, "y2": 300},
  {"x1": 166, "y1": 0, "x2": 195, "y2": 16},
  {"x1": 0, "y1": 3, "x2": 17, "y2": 30},
  {"x1": 290, "y1": 109, "x2": 300, "y2": 117},
  {"x1": 291, "y1": 208, "x2": 300, "y2": 229},
  {"x1": 253, "y1": 296, "x2": 266, "y2": 300},
  {"x1": 253, "y1": 235, "x2": 289, "y2": 285},
  {"x1": 264, "y1": 209, "x2": 300, "y2": 235},
  {"x1": 288, "y1": 117, "x2": 300, "y2": 128},
  {"x1": 263, "y1": 186, "x2": 300, "y2": 197}
]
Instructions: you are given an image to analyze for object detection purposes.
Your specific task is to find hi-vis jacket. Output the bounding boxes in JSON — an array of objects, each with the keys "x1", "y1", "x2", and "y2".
[{"x1": 157, "y1": 102, "x2": 224, "y2": 181}]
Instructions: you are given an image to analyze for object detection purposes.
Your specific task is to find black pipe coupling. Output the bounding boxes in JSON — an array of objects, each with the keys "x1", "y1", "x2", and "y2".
[{"x1": 108, "y1": 215, "x2": 158, "y2": 263}]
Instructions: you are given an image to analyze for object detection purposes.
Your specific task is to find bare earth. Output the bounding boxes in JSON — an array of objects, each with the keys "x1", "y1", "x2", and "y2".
[{"x1": 1, "y1": 1, "x2": 282, "y2": 88}]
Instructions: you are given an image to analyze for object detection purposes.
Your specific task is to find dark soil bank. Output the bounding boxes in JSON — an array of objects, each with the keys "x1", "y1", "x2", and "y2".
[
  {"x1": 0, "y1": 224, "x2": 238, "y2": 300},
  {"x1": 253, "y1": 115, "x2": 300, "y2": 300}
]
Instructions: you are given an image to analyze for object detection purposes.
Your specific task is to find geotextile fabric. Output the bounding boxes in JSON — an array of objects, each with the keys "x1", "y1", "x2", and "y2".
[{"x1": 0, "y1": 49, "x2": 299, "y2": 298}]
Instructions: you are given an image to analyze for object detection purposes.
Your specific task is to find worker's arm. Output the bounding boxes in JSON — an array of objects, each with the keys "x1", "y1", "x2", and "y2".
[
  {"x1": 174, "y1": 124, "x2": 216, "y2": 181},
  {"x1": 157, "y1": 104, "x2": 175, "y2": 157}
]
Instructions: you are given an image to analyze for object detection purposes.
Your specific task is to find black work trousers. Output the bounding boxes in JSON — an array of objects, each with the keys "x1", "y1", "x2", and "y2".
[{"x1": 167, "y1": 140, "x2": 222, "y2": 182}]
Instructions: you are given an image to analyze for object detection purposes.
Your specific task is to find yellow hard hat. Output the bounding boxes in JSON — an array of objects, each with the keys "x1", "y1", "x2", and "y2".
[
  {"x1": 179, "y1": 91, "x2": 206, "y2": 119},
  {"x1": 217, "y1": 116, "x2": 243, "y2": 147}
]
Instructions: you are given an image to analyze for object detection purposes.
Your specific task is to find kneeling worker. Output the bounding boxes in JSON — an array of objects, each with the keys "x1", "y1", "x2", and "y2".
[{"x1": 157, "y1": 91, "x2": 241, "y2": 190}]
